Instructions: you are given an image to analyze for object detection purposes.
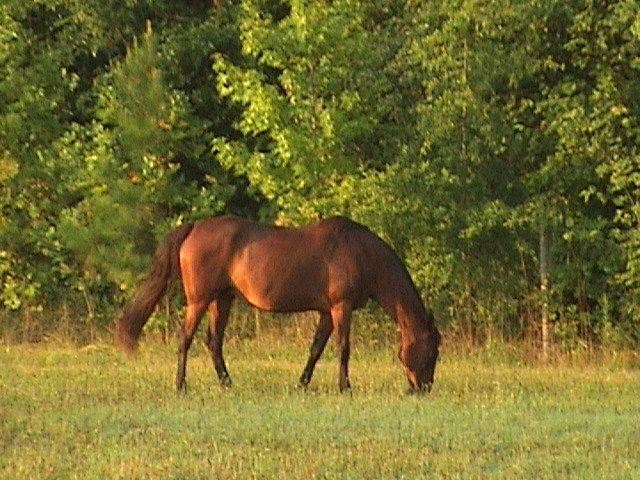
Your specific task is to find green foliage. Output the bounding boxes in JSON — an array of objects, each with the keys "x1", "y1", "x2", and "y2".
[
  {"x1": 0, "y1": 2, "x2": 238, "y2": 315},
  {"x1": 0, "y1": 0, "x2": 638, "y2": 348},
  {"x1": 213, "y1": 0, "x2": 411, "y2": 221},
  {"x1": 106, "y1": 22, "x2": 172, "y2": 163}
]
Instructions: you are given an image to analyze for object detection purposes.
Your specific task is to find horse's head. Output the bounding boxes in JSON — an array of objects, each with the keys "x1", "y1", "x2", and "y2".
[{"x1": 399, "y1": 327, "x2": 441, "y2": 394}]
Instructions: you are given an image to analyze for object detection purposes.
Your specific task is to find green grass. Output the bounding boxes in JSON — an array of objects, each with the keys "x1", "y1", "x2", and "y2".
[{"x1": 1, "y1": 337, "x2": 639, "y2": 479}]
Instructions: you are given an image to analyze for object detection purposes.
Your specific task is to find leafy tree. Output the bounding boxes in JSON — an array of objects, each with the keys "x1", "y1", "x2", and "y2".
[
  {"x1": 0, "y1": 1, "x2": 242, "y2": 318},
  {"x1": 55, "y1": 15, "x2": 238, "y2": 307},
  {"x1": 532, "y1": 0, "x2": 640, "y2": 344},
  {"x1": 212, "y1": 0, "x2": 413, "y2": 222},
  {"x1": 0, "y1": 0, "x2": 637, "y2": 349}
]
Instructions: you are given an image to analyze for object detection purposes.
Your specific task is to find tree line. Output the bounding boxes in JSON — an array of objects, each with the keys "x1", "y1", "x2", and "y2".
[{"x1": 1, "y1": 0, "x2": 638, "y2": 349}]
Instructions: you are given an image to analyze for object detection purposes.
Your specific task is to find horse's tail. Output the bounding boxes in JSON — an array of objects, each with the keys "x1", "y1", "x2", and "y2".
[{"x1": 115, "y1": 222, "x2": 195, "y2": 352}]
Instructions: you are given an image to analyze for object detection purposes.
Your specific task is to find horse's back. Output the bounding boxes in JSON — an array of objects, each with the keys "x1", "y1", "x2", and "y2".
[
  {"x1": 227, "y1": 217, "x2": 340, "y2": 311},
  {"x1": 178, "y1": 214, "x2": 389, "y2": 312}
]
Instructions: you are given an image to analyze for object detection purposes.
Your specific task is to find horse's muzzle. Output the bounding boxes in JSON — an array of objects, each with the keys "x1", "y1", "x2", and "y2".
[{"x1": 407, "y1": 381, "x2": 433, "y2": 395}]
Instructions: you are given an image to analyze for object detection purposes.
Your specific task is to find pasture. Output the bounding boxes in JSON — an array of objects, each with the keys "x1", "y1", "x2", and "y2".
[{"x1": 1, "y1": 334, "x2": 639, "y2": 479}]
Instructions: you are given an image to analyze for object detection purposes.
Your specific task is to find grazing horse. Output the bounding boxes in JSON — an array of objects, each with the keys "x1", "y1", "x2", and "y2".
[{"x1": 115, "y1": 215, "x2": 441, "y2": 393}]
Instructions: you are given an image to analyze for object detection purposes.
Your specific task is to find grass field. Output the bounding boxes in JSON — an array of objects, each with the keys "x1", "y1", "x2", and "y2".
[{"x1": 1, "y1": 334, "x2": 639, "y2": 479}]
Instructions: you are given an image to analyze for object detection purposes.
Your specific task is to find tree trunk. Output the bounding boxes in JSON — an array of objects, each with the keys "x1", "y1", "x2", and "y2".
[{"x1": 539, "y1": 228, "x2": 550, "y2": 361}]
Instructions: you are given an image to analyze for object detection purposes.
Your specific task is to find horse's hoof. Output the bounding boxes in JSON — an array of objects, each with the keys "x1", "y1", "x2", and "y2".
[
  {"x1": 176, "y1": 384, "x2": 187, "y2": 395},
  {"x1": 406, "y1": 386, "x2": 428, "y2": 396},
  {"x1": 339, "y1": 383, "x2": 352, "y2": 394}
]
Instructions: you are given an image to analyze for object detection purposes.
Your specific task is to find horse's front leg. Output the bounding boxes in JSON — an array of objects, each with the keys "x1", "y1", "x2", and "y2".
[
  {"x1": 299, "y1": 312, "x2": 333, "y2": 388},
  {"x1": 176, "y1": 302, "x2": 207, "y2": 392},
  {"x1": 205, "y1": 295, "x2": 233, "y2": 388},
  {"x1": 331, "y1": 302, "x2": 352, "y2": 392}
]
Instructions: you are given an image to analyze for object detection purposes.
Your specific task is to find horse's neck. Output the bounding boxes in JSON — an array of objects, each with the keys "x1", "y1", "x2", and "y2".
[
  {"x1": 397, "y1": 299, "x2": 432, "y2": 342},
  {"x1": 363, "y1": 235, "x2": 434, "y2": 338},
  {"x1": 375, "y1": 274, "x2": 431, "y2": 341}
]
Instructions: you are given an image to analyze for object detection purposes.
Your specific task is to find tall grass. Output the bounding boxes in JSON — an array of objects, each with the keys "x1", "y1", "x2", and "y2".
[
  {"x1": 1, "y1": 334, "x2": 639, "y2": 479},
  {"x1": 3, "y1": 302, "x2": 638, "y2": 365}
]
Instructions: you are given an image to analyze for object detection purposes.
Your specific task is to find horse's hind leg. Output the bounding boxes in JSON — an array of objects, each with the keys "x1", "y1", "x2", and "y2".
[
  {"x1": 298, "y1": 312, "x2": 333, "y2": 388},
  {"x1": 176, "y1": 302, "x2": 207, "y2": 392},
  {"x1": 331, "y1": 302, "x2": 353, "y2": 392},
  {"x1": 205, "y1": 294, "x2": 233, "y2": 387}
]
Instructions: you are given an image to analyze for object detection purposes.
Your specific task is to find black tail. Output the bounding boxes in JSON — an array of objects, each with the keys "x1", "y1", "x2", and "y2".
[{"x1": 115, "y1": 223, "x2": 194, "y2": 352}]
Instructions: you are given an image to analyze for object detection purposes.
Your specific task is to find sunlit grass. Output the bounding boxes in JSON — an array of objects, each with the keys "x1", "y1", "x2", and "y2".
[{"x1": 1, "y1": 338, "x2": 639, "y2": 479}]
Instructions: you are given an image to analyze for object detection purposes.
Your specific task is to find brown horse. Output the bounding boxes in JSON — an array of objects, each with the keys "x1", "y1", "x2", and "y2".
[{"x1": 115, "y1": 215, "x2": 441, "y2": 393}]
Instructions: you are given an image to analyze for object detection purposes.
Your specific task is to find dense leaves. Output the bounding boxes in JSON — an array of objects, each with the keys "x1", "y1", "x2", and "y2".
[{"x1": 1, "y1": 0, "x2": 638, "y2": 348}]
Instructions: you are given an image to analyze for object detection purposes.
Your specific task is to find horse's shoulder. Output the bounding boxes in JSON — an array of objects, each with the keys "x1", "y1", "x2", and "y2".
[{"x1": 311, "y1": 217, "x2": 383, "y2": 255}]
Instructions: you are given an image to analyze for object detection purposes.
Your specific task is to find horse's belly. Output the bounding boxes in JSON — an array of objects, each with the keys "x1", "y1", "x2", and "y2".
[
  {"x1": 230, "y1": 266, "x2": 324, "y2": 312},
  {"x1": 235, "y1": 282, "x2": 318, "y2": 312}
]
